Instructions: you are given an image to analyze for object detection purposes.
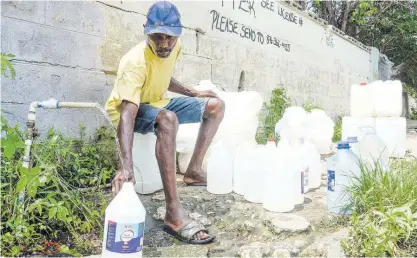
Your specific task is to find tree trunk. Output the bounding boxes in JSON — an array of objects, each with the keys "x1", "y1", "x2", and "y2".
[
  {"x1": 326, "y1": 0, "x2": 336, "y2": 25},
  {"x1": 341, "y1": 1, "x2": 351, "y2": 32}
]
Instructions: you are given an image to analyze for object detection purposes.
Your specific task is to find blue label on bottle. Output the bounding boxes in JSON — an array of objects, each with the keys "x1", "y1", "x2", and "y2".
[
  {"x1": 106, "y1": 220, "x2": 144, "y2": 253},
  {"x1": 327, "y1": 170, "x2": 335, "y2": 192}
]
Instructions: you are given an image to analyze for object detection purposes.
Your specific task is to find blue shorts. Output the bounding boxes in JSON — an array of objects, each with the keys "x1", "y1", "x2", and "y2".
[{"x1": 134, "y1": 97, "x2": 209, "y2": 134}]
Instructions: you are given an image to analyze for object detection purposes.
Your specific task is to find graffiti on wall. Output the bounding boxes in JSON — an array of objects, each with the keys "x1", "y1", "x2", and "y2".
[
  {"x1": 210, "y1": 9, "x2": 291, "y2": 52},
  {"x1": 321, "y1": 31, "x2": 335, "y2": 48}
]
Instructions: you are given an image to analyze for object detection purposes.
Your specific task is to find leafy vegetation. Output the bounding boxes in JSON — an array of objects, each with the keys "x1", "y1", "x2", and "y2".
[
  {"x1": 256, "y1": 88, "x2": 290, "y2": 144},
  {"x1": 1, "y1": 53, "x2": 16, "y2": 80},
  {"x1": 302, "y1": 101, "x2": 322, "y2": 112},
  {"x1": 0, "y1": 116, "x2": 117, "y2": 257},
  {"x1": 304, "y1": 1, "x2": 417, "y2": 89},
  {"x1": 341, "y1": 158, "x2": 417, "y2": 256},
  {"x1": 405, "y1": 84, "x2": 417, "y2": 120},
  {"x1": 332, "y1": 116, "x2": 342, "y2": 143}
]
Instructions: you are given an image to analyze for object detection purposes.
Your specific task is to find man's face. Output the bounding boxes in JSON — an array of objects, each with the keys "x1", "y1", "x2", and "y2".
[{"x1": 148, "y1": 33, "x2": 178, "y2": 58}]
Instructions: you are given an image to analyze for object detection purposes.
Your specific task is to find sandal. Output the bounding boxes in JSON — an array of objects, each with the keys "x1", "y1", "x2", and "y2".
[{"x1": 163, "y1": 220, "x2": 216, "y2": 244}]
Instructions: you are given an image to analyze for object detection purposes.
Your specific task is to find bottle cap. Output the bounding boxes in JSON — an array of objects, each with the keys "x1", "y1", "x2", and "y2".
[
  {"x1": 337, "y1": 141, "x2": 350, "y2": 149},
  {"x1": 347, "y1": 136, "x2": 358, "y2": 143},
  {"x1": 359, "y1": 82, "x2": 367, "y2": 86}
]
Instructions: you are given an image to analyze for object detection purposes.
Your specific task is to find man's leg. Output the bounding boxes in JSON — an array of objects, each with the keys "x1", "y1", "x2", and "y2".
[
  {"x1": 155, "y1": 110, "x2": 208, "y2": 240},
  {"x1": 183, "y1": 98, "x2": 225, "y2": 184}
]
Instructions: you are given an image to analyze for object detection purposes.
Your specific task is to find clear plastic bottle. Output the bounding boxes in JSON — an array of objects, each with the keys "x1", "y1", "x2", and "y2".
[
  {"x1": 327, "y1": 141, "x2": 360, "y2": 214},
  {"x1": 357, "y1": 126, "x2": 390, "y2": 171},
  {"x1": 207, "y1": 141, "x2": 234, "y2": 194},
  {"x1": 101, "y1": 182, "x2": 146, "y2": 257},
  {"x1": 244, "y1": 144, "x2": 266, "y2": 203},
  {"x1": 234, "y1": 141, "x2": 258, "y2": 195}
]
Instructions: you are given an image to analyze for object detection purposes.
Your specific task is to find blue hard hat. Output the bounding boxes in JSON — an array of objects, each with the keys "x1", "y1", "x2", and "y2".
[{"x1": 144, "y1": 1, "x2": 182, "y2": 36}]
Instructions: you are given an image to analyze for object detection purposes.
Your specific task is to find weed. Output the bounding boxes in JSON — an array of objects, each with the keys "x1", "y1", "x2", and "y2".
[
  {"x1": 256, "y1": 88, "x2": 290, "y2": 144},
  {"x1": 1, "y1": 53, "x2": 16, "y2": 80},
  {"x1": 341, "y1": 158, "x2": 417, "y2": 256},
  {"x1": 332, "y1": 116, "x2": 342, "y2": 143},
  {"x1": 0, "y1": 116, "x2": 117, "y2": 257},
  {"x1": 302, "y1": 101, "x2": 322, "y2": 112}
]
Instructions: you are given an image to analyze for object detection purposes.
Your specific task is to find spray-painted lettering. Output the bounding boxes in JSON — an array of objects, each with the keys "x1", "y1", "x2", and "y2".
[
  {"x1": 238, "y1": 0, "x2": 256, "y2": 18},
  {"x1": 210, "y1": 9, "x2": 291, "y2": 52},
  {"x1": 260, "y1": 0, "x2": 274, "y2": 12}
]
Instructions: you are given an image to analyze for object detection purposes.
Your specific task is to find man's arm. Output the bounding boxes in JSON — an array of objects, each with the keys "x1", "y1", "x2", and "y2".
[
  {"x1": 116, "y1": 100, "x2": 138, "y2": 180},
  {"x1": 168, "y1": 77, "x2": 197, "y2": 97}
]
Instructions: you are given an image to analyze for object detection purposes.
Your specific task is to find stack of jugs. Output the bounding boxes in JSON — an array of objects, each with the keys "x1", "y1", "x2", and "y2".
[{"x1": 345, "y1": 80, "x2": 406, "y2": 159}]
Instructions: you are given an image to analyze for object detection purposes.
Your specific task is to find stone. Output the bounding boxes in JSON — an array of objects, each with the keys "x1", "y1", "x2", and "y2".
[
  {"x1": 243, "y1": 220, "x2": 255, "y2": 231},
  {"x1": 151, "y1": 194, "x2": 165, "y2": 201},
  {"x1": 300, "y1": 228, "x2": 348, "y2": 256},
  {"x1": 189, "y1": 212, "x2": 212, "y2": 226},
  {"x1": 271, "y1": 248, "x2": 291, "y2": 257},
  {"x1": 153, "y1": 206, "x2": 166, "y2": 221},
  {"x1": 263, "y1": 213, "x2": 310, "y2": 235},
  {"x1": 237, "y1": 242, "x2": 269, "y2": 258},
  {"x1": 159, "y1": 245, "x2": 208, "y2": 257}
]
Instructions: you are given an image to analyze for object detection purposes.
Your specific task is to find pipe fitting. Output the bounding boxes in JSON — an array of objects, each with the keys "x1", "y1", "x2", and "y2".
[{"x1": 38, "y1": 98, "x2": 59, "y2": 109}]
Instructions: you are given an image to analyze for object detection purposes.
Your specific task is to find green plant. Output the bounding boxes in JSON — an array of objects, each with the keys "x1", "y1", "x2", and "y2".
[
  {"x1": 1, "y1": 53, "x2": 16, "y2": 79},
  {"x1": 405, "y1": 84, "x2": 417, "y2": 120},
  {"x1": 1, "y1": 116, "x2": 117, "y2": 257},
  {"x1": 341, "y1": 159, "x2": 417, "y2": 256},
  {"x1": 332, "y1": 116, "x2": 342, "y2": 143},
  {"x1": 302, "y1": 101, "x2": 322, "y2": 112},
  {"x1": 256, "y1": 88, "x2": 290, "y2": 144}
]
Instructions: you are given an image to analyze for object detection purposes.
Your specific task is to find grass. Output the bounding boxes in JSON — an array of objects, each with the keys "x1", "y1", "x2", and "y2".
[{"x1": 341, "y1": 157, "x2": 417, "y2": 256}]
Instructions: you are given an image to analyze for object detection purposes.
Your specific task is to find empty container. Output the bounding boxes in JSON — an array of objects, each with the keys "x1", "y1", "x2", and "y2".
[
  {"x1": 374, "y1": 80, "x2": 403, "y2": 117},
  {"x1": 263, "y1": 140, "x2": 295, "y2": 212},
  {"x1": 207, "y1": 141, "x2": 233, "y2": 194},
  {"x1": 305, "y1": 140, "x2": 321, "y2": 190},
  {"x1": 234, "y1": 141, "x2": 258, "y2": 195},
  {"x1": 342, "y1": 116, "x2": 375, "y2": 141},
  {"x1": 375, "y1": 117, "x2": 406, "y2": 158},
  {"x1": 132, "y1": 133, "x2": 163, "y2": 195},
  {"x1": 356, "y1": 126, "x2": 390, "y2": 171},
  {"x1": 350, "y1": 82, "x2": 374, "y2": 117},
  {"x1": 244, "y1": 145, "x2": 266, "y2": 203},
  {"x1": 327, "y1": 141, "x2": 360, "y2": 215}
]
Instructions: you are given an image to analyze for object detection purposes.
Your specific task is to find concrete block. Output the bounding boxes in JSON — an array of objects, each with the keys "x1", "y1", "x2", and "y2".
[
  {"x1": 1, "y1": 18, "x2": 103, "y2": 70},
  {"x1": 44, "y1": 1, "x2": 105, "y2": 37},
  {"x1": 99, "y1": 40, "x2": 139, "y2": 72},
  {"x1": 174, "y1": 54, "x2": 211, "y2": 87},
  {"x1": 1, "y1": 63, "x2": 109, "y2": 105},
  {"x1": 197, "y1": 34, "x2": 213, "y2": 58},
  {"x1": 179, "y1": 28, "x2": 197, "y2": 55},
  {"x1": 1, "y1": 1, "x2": 46, "y2": 24},
  {"x1": 211, "y1": 63, "x2": 238, "y2": 91}
]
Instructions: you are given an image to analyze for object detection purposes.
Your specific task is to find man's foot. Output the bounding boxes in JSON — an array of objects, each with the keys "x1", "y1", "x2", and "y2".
[
  {"x1": 164, "y1": 205, "x2": 213, "y2": 243},
  {"x1": 183, "y1": 167, "x2": 206, "y2": 185}
]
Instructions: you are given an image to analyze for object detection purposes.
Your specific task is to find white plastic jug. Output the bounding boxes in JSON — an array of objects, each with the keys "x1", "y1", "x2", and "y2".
[
  {"x1": 234, "y1": 141, "x2": 258, "y2": 195},
  {"x1": 327, "y1": 142, "x2": 360, "y2": 215},
  {"x1": 304, "y1": 140, "x2": 321, "y2": 190},
  {"x1": 374, "y1": 80, "x2": 403, "y2": 117},
  {"x1": 177, "y1": 152, "x2": 209, "y2": 175},
  {"x1": 102, "y1": 182, "x2": 146, "y2": 257},
  {"x1": 375, "y1": 117, "x2": 406, "y2": 158},
  {"x1": 132, "y1": 133, "x2": 163, "y2": 194},
  {"x1": 278, "y1": 133, "x2": 304, "y2": 205},
  {"x1": 347, "y1": 136, "x2": 360, "y2": 158},
  {"x1": 263, "y1": 140, "x2": 295, "y2": 212},
  {"x1": 304, "y1": 109, "x2": 335, "y2": 154},
  {"x1": 207, "y1": 141, "x2": 233, "y2": 194},
  {"x1": 356, "y1": 126, "x2": 390, "y2": 170},
  {"x1": 244, "y1": 145, "x2": 266, "y2": 203},
  {"x1": 350, "y1": 82, "x2": 374, "y2": 117},
  {"x1": 342, "y1": 116, "x2": 375, "y2": 141},
  {"x1": 275, "y1": 106, "x2": 307, "y2": 137}
]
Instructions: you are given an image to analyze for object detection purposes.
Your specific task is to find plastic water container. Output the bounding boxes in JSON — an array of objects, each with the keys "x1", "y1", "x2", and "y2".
[
  {"x1": 342, "y1": 116, "x2": 375, "y2": 141},
  {"x1": 356, "y1": 126, "x2": 390, "y2": 170},
  {"x1": 207, "y1": 141, "x2": 233, "y2": 194},
  {"x1": 278, "y1": 135, "x2": 304, "y2": 205},
  {"x1": 244, "y1": 145, "x2": 266, "y2": 203},
  {"x1": 234, "y1": 142, "x2": 258, "y2": 195},
  {"x1": 375, "y1": 117, "x2": 406, "y2": 158},
  {"x1": 132, "y1": 133, "x2": 163, "y2": 194},
  {"x1": 374, "y1": 80, "x2": 403, "y2": 117},
  {"x1": 327, "y1": 142, "x2": 360, "y2": 214},
  {"x1": 102, "y1": 182, "x2": 146, "y2": 257},
  {"x1": 305, "y1": 140, "x2": 321, "y2": 190},
  {"x1": 177, "y1": 152, "x2": 208, "y2": 175},
  {"x1": 347, "y1": 137, "x2": 360, "y2": 158},
  {"x1": 304, "y1": 109, "x2": 335, "y2": 154},
  {"x1": 263, "y1": 140, "x2": 295, "y2": 212},
  {"x1": 350, "y1": 82, "x2": 374, "y2": 117}
]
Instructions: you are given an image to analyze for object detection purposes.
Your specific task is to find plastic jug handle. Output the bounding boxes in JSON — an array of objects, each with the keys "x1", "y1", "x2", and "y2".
[{"x1": 359, "y1": 126, "x2": 376, "y2": 134}]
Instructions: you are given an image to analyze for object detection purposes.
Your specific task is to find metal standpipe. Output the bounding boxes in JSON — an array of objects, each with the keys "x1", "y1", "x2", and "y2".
[{"x1": 17, "y1": 98, "x2": 100, "y2": 239}]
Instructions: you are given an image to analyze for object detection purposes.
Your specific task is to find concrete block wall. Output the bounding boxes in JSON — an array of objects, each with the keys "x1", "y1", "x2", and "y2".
[{"x1": 1, "y1": 1, "x2": 377, "y2": 136}]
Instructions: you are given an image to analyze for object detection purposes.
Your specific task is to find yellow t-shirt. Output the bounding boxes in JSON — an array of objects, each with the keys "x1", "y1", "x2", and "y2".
[{"x1": 104, "y1": 39, "x2": 181, "y2": 127}]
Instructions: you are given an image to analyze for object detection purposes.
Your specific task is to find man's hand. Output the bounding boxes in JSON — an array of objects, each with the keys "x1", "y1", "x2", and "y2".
[
  {"x1": 193, "y1": 89, "x2": 218, "y2": 98},
  {"x1": 112, "y1": 169, "x2": 136, "y2": 194}
]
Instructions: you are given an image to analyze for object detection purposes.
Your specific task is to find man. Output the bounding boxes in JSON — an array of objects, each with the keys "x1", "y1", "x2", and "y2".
[{"x1": 104, "y1": 1, "x2": 224, "y2": 244}]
